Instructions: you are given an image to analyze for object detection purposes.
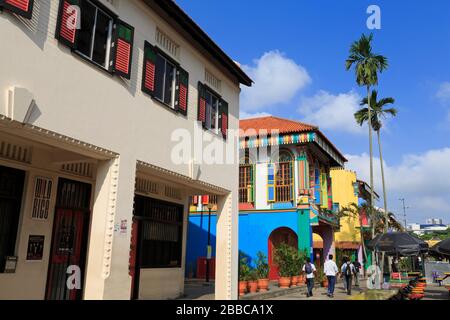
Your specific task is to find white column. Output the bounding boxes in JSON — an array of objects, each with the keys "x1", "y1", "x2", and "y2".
[
  {"x1": 101, "y1": 155, "x2": 136, "y2": 300},
  {"x1": 215, "y1": 192, "x2": 238, "y2": 300}
]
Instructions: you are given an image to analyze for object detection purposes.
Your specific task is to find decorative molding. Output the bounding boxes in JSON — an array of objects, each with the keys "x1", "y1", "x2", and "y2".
[
  {"x1": 61, "y1": 162, "x2": 94, "y2": 178},
  {"x1": 101, "y1": 157, "x2": 120, "y2": 279}
]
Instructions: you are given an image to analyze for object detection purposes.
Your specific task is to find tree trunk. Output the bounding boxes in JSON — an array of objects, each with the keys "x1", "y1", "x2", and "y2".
[
  {"x1": 367, "y1": 86, "x2": 376, "y2": 265},
  {"x1": 377, "y1": 130, "x2": 389, "y2": 282}
]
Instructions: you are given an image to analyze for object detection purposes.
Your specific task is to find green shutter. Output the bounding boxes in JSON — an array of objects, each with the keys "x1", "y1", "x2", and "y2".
[{"x1": 141, "y1": 41, "x2": 157, "y2": 96}]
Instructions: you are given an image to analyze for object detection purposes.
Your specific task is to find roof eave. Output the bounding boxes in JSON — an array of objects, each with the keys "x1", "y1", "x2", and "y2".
[{"x1": 143, "y1": 0, "x2": 253, "y2": 87}]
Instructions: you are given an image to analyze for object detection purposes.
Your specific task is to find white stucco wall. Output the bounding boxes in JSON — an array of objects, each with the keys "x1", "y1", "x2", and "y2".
[{"x1": 0, "y1": 0, "x2": 241, "y2": 300}]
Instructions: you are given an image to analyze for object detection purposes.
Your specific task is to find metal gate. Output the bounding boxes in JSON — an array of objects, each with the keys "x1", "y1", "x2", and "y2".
[
  {"x1": 0, "y1": 166, "x2": 25, "y2": 272},
  {"x1": 45, "y1": 178, "x2": 91, "y2": 300}
]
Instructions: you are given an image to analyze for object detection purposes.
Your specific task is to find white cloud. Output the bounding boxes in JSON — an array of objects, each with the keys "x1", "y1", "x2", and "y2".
[
  {"x1": 298, "y1": 90, "x2": 365, "y2": 134},
  {"x1": 437, "y1": 82, "x2": 450, "y2": 104},
  {"x1": 241, "y1": 51, "x2": 311, "y2": 111},
  {"x1": 240, "y1": 111, "x2": 272, "y2": 120},
  {"x1": 345, "y1": 148, "x2": 450, "y2": 223}
]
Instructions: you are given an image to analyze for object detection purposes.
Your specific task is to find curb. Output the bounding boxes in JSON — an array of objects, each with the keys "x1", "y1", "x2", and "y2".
[{"x1": 239, "y1": 285, "x2": 308, "y2": 300}]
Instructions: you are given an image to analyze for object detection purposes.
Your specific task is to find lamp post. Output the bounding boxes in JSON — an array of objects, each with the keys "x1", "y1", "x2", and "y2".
[
  {"x1": 399, "y1": 198, "x2": 409, "y2": 230},
  {"x1": 206, "y1": 202, "x2": 214, "y2": 283}
]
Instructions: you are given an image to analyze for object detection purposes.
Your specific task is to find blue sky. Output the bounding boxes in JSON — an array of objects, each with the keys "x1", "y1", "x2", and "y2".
[{"x1": 177, "y1": 0, "x2": 450, "y2": 224}]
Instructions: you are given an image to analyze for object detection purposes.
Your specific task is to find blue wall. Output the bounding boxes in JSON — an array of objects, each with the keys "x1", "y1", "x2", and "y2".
[
  {"x1": 186, "y1": 209, "x2": 311, "y2": 276},
  {"x1": 186, "y1": 213, "x2": 217, "y2": 277}
]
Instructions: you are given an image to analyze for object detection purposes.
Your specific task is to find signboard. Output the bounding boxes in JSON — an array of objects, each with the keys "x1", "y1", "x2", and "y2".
[
  {"x1": 31, "y1": 177, "x2": 53, "y2": 220},
  {"x1": 26, "y1": 235, "x2": 45, "y2": 261},
  {"x1": 4, "y1": 256, "x2": 18, "y2": 273}
]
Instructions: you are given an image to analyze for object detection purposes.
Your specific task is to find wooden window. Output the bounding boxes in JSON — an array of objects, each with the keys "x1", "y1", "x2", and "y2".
[
  {"x1": 197, "y1": 83, "x2": 228, "y2": 139},
  {"x1": 275, "y1": 162, "x2": 293, "y2": 202},
  {"x1": 55, "y1": 0, "x2": 134, "y2": 78},
  {"x1": 239, "y1": 165, "x2": 254, "y2": 203}
]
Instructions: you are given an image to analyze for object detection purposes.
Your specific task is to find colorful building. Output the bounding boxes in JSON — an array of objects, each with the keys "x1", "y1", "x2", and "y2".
[
  {"x1": 0, "y1": 0, "x2": 252, "y2": 300},
  {"x1": 188, "y1": 116, "x2": 347, "y2": 279}
]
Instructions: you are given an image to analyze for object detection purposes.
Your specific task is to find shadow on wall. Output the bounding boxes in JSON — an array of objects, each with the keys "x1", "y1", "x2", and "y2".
[{"x1": 185, "y1": 215, "x2": 217, "y2": 279}]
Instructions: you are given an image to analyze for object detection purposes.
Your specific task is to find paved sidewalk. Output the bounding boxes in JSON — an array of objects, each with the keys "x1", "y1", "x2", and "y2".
[{"x1": 269, "y1": 277, "x2": 366, "y2": 300}]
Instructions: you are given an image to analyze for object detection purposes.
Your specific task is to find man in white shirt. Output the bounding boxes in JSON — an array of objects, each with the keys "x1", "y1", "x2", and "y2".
[
  {"x1": 302, "y1": 257, "x2": 317, "y2": 297},
  {"x1": 323, "y1": 254, "x2": 339, "y2": 298}
]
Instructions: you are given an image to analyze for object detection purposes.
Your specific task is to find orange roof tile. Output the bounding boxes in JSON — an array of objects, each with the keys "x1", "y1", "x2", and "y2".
[{"x1": 239, "y1": 116, "x2": 317, "y2": 137}]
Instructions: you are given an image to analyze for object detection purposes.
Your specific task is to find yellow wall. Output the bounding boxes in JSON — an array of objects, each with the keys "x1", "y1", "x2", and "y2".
[{"x1": 330, "y1": 169, "x2": 361, "y2": 243}]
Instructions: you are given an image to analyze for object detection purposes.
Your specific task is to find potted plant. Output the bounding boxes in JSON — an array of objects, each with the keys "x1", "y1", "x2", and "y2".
[
  {"x1": 290, "y1": 251, "x2": 300, "y2": 287},
  {"x1": 239, "y1": 254, "x2": 250, "y2": 296},
  {"x1": 316, "y1": 266, "x2": 328, "y2": 287},
  {"x1": 247, "y1": 269, "x2": 258, "y2": 293},
  {"x1": 297, "y1": 249, "x2": 308, "y2": 286},
  {"x1": 275, "y1": 243, "x2": 293, "y2": 288},
  {"x1": 255, "y1": 251, "x2": 270, "y2": 292}
]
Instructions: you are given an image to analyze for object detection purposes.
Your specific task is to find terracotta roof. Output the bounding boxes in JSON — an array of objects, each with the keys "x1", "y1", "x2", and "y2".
[
  {"x1": 239, "y1": 116, "x2": 317, "y2": 137},
  {"x1": 239, "y1": 116, "x2": 347, "y2": 163}
]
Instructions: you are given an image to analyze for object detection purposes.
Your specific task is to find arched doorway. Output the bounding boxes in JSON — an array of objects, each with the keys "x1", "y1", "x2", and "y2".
[
  {"x1": 313, "y1": 233, "x2": 324, "y2": 268},
  {"x1": 268, "y1": 227, "x2": 298, "y2": 280}
]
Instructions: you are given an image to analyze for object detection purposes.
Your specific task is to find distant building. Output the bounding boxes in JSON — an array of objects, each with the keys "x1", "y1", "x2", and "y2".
[{"x1": 408, "y1": 220, "x2": 448, "y2": 235}]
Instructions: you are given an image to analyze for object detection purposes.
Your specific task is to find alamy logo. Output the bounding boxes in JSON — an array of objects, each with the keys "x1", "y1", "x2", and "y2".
[
  {"x1": 367, "y1": 5, "x2": 381, "y2": 30},
  {"x1": 66, "y1": 265, "x2": 82, "y2": 290},
  {"x1": 65, "y1": 5, "x2": 81, "y2": 31}
]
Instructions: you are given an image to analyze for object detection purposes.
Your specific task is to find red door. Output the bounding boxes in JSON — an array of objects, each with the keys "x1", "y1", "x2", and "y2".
[
  {"x1": 46, "y1": 179, "x2": 91, "y2": 300},
  {"x1": 268, "y1": 227, "x2": 298, "y2": 280}
]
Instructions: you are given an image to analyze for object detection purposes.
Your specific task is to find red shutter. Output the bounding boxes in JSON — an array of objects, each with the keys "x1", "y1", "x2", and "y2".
[
  {"x1": 198, "y1": 82, "x2": 207, "y2": 127},
  {"x1": 193, "y1": 196, "x2": 198, "y2": 205},
  {"x1": 55, "y1": 0, "x2": 79, "y2": 49},
  {"x1": 112, "y1": 20, "x2": 134, "y2": 79},
  {"x1": 141, "y1": 41, "x2": 157, "y2": 96},
  {"x1": 3, "y1": 0, "x2": 34, "y2": 19},
  {"x1": 202, "y1": 195, "x2": 210, "y2": 205},
  {"x1": 175, "y1": 67, "x2": 189, "y2": 116},
  {"x1": 219, "y1": 99, "x2": 229, "y2": 139}
]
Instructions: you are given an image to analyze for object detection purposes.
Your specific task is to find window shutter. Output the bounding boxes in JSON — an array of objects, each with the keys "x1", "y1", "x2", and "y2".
[
  {"x1": 267, "y1": 163, "x2": 275, "y2": 202},
  {"x1": 202, "y1": 195, "x2": 209, "y2": 205},
  {"x1": 197, "y1": 82, "x2": 207, "y2": 127},
  {"x1": 219, "y1": 99, "x2": 229, "y2": 139},
  {"x1": 111, "y1": 20, "x2": 134, "y2": 79},
  {"x1": 141, "y1": 41, "x2": 157, "y2": 96},
  {"x1": 55, "y1": 0, "x2": 80, "y2": 49},
  {"x1": 1, "y1": 0, "x2": 34, "y2": 19},
  {"x1": 247, "y1": 165, "x2": 255, "y2": 203},
  {"x1": 175, "y1": 67, "x2": 189, "y2": 116}
]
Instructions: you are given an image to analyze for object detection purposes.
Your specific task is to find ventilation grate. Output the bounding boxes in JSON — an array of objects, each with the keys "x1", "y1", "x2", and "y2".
[
  {"x1": 156, "y1": 28, "x2": 180, "y2": 59},
  {"x1": 205, "y1": 69, "x2": 221, "y2": 92},
  {"x1": 61, "y1": 162, "x2": 94, "y2": 178},
  {"x1": 0, "y1": 140, "x2": 32, "y2": 164},
  {"x1": 164, "y1": 185, "x2": 182, "y2": 200},
  {"x1": 136, "y1": 177, "x2": 159, "y2": 195}
]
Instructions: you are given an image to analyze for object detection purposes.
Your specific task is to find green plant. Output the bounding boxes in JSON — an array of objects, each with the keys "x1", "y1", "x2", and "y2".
[
  {"x1": 248, "y1": 268, "x2": 258, "y2": 281},
  {"x1": 239, "y1": 253, "x2": 250, "y2": 281},
  {"x1": 255, "y1": 251, "x2": 269, "y2": 279},
  {"x1": 274, "y1": 243, "x2": 295, "y2": 277},
  {"x1": 315, "y1": 266, "x2": 325, "y2": 283}
]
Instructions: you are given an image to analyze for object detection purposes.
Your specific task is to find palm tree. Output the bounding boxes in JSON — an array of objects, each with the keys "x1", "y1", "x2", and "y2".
[
  {"x1": 355, "y1": 90, "x2": 397, "y2": 233},
  {"x1": 345, "y1": 33, "x2": 388, "y2": 243}
]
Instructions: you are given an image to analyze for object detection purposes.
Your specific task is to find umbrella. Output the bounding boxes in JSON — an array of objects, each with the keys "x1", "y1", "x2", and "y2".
[
  {"x1": 367, "y1": 232, "x2": 429, "y2": 256},
  {"x1": 430, "y1": 238, "x2": 450, "y2": 257}
]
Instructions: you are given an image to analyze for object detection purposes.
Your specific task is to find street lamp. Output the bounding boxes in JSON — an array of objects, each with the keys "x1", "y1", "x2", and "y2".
[
  {"x1": 206, "y1": 201, "x2": 214, "y2": 283},
  {"x1": 399, "y1": 198, "x2": 409, "y2": 230}
]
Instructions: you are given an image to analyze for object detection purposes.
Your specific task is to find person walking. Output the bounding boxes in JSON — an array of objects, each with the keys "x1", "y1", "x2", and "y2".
[
  {"x1": 302, "y1": 257, "x2": 316, "y2": 297},
  {"x1": 353, "y1": 259, "x2": 361, "y2": 287},
  {"x1": 341, "y1": 258, "x2": 356, "y2": 295},
  {"x1": 324, "y1": 254, "x2": 339, "y2": 298}
]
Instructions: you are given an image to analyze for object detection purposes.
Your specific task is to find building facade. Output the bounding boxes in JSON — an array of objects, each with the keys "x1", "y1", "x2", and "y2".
[
  {"x1": 188, "y1": 116, "x2": 346, "y2": 279},
  {"x1": 0, "y1": 0, "x2": 251, "y2": 300}
]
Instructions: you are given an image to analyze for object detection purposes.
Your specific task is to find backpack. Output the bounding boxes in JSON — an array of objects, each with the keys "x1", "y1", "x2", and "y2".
[
  {"x1": 305, "y1": 263, "x2": 313, "y2": 274},
  {"x1": 344, "y1": 263, "x2": 352, "y2": 277}
]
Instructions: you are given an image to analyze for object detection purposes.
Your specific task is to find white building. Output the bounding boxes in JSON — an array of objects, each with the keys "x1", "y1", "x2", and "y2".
[
  {"x1": 408, "y1": 221, "x2": 448, "y2": 235},
  {"x1": 0, "y1": 0, "x2": 251, "y2": 300}
]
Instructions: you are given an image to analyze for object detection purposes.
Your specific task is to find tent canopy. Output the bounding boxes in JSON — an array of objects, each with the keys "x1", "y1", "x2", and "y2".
[{"x1": 367, "y1": 232, "x2": 429, "y2": 256}]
